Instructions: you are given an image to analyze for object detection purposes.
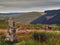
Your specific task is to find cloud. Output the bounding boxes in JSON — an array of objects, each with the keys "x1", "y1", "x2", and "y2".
[{"x1": 0, "y1": 0, "x2": 60, "y2": 12}]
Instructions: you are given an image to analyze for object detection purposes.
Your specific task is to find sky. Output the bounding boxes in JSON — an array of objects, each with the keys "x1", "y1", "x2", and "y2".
[{"x1": 0, "y1": 0, "x2": 60, "y2": 13}]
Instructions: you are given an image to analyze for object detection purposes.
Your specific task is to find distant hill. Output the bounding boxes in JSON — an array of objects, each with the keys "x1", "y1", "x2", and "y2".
[
  {"x1": 0, "y1": 12, "x2": 45, "y2": 24},
  {"x1": 0, "y1": 12, "x2": 26, "y2": 20},
  {"x1": 15, "y1": 12, "x2": 45, "y2": 24},
  {"x1": 1, "y1": 9, "x2": 60, "y2": 24},
  {"x1": 31, "y1": 9, "x2": 60, "y2": 24},
  {"x1": 0, "y1": 12, "x2": 26, "y2": 15}
]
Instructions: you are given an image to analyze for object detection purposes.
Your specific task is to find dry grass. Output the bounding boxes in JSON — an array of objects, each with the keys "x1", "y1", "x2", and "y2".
[
  {"x1": 0, "y1": 29, "x2": 60, "y2": 36},
  {"x1": 0, "y1": 29, "x2": 60, "y2": 45}
]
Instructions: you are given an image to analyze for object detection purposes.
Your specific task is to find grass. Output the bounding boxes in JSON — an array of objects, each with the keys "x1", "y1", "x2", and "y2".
[
  {"x1": 0, "y1": 30, "x2": 60, "y2": 45},
  {"x1": 30, "y1": 32, "x2": 60, "y2": 45},
  {"x1": 0, "y1": 20, "x2": 8, "y2": 29},
  {"x1": 0, "y1": 20, "x2": 60, "y2": 45},
  {"x1": 0, "y1": 20, "x2": 60, "y2": 30}
]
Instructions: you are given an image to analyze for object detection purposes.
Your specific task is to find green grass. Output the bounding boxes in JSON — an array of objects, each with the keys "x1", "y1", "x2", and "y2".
[
  {"x1": 30, "y1": 32, "x2": 60, "y2": 45},
  {"x1": 0, "y1": 20, "x2": 60, "y2": 30},
  {"x1": 51, "y1": 25, "x2": 60, "y2": 30},
  {"x1": 0, "y1": 20, "x2": 8, "y2": 29},
  {"x1": 0, "y1": 31, "x2": 60, "y2": 45}
]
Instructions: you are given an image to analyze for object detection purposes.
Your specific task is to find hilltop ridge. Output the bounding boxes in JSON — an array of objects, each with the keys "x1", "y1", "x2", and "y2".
[{"x1": 31, "y1": 9, "x2": 60, "y2": 24}]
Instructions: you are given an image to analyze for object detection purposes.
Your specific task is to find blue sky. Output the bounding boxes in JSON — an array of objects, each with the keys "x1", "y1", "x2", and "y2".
[{"x1": 0, "y1": 0, "x2": 60, "y2": 13}]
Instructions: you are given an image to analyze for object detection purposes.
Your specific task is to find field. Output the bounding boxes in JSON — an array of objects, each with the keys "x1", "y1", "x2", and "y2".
[
  {"x1": 0, "y1": 20, "x2": 60, "y2": 45},
  {"x1": 0, "y1": 29, "x2": 60, "y2": 45}
]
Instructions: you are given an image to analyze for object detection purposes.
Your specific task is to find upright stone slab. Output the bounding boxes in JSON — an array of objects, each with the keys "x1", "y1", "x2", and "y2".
[{"x1": 5, "y1": 17, "x2": 17, "y2": 43}]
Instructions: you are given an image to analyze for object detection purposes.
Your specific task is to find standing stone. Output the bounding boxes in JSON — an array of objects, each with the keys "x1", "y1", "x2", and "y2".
[{"x1": 5, "y1": 17, "x2": 17, "y2": 43}]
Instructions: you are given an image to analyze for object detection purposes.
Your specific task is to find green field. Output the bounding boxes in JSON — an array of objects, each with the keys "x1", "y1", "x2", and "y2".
[
  {"x1": 0, "y1": 31, "x2": 60, "y2": 45},
  {"x1": 0, "y1": 20, "x2": 60, "y2": 45},
  {"x1": 0, "y1": 20, "x2": 8, "y2": 29},
  {"x1": 0, "y1": 20, "x2": 60, "y2": 30}
]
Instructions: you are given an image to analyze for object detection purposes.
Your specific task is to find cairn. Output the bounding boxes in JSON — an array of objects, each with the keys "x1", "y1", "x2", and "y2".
[{"x1": 5, "y1": 17, "x2": 17, "y2": 43}]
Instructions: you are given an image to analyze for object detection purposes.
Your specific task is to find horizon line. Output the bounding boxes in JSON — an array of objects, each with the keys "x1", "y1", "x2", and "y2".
[{"x1": 0, "y1": 8, "x2": 60, "y2": 13}]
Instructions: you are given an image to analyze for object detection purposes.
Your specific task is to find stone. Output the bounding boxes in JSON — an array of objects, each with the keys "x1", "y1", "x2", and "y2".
[{"x1": 5, "y1": 17, "x2": 17, "y2": 43}]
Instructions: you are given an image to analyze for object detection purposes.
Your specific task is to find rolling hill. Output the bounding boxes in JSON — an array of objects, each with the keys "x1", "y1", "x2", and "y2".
[
  {"x1": 15, "y1": 12, "x2": 45, "y2": 24},
  {"x1": 31, "y1": 9, "x2": 60, "y2": 24},
  {"x1": 0, "y1": 12, "x2": 45, "y2": 24},
  {"x1": 0, "y1": 9, "x2": 60, "y2": 24}
]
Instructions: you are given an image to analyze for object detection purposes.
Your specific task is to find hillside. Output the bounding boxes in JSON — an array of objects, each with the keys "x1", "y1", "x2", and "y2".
[
  {"x1": 1, "y1": 9, "x2": 60, "y2": 24},
  {"x1": 31, "y1": 9, "x2": 60, "y2": 24},
  {"x1": 15, "y1": 12, "x2": 45, "y2": 24},
  {"x1": 0, "y1": 12, "x2": 45, "y2": 24},
  {"x1": 0, "y1": 12, "x2": 26, "y2": 20}
]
